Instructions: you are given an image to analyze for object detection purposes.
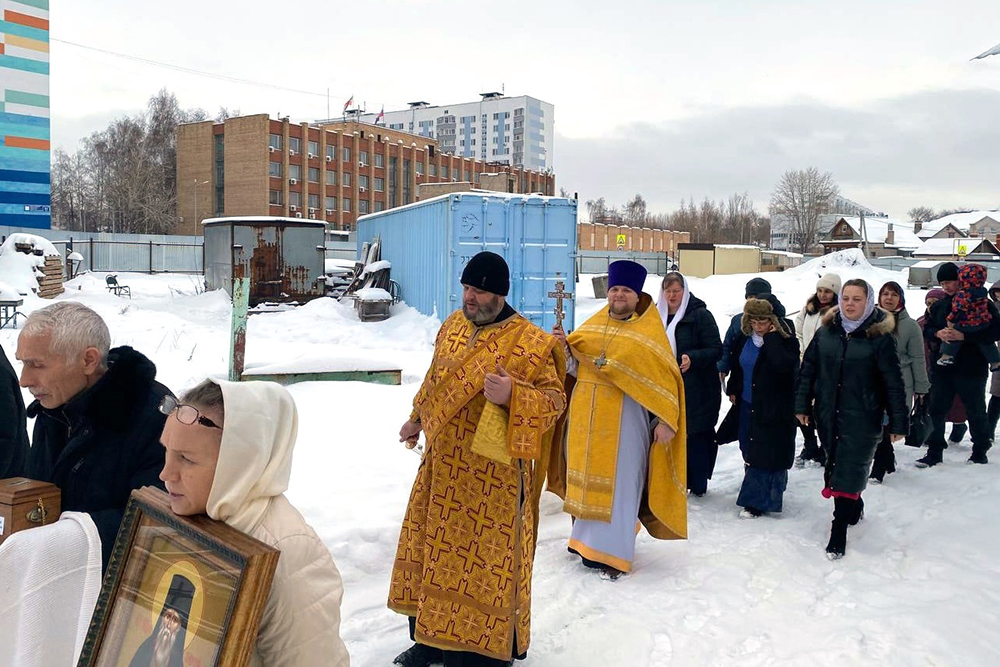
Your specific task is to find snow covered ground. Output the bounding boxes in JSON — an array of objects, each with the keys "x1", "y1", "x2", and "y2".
[{"x1": 2, "y1": 250, "x2": 998, "y2": 665}]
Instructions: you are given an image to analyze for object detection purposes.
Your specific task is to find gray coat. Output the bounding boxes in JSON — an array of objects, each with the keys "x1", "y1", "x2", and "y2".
[{"x1": 894, "y1": 309, "x2": 930, "y2": 407}]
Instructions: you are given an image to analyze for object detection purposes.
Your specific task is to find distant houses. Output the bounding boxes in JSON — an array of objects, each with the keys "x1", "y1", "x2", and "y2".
[{"x1": 819, "y1": 209, "x2": 1000, "y2": 260}]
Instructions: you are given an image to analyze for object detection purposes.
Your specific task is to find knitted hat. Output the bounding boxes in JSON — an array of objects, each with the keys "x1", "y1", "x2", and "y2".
[
  {"x1": 745, "y1": 277, "x2": 772, "y2": 299},
  {"x1": 460, "y1": 251, "x2": 509, "y2": 296},
  {"x1": 816, "y1": 273, "x2": 842, "y2": 294},
  {"x1": 608, "y1": 260, "x2": 647, "y2": 296},
  {"x1": 925, "y1": 288, "x2": 947, "y2": 303},
  {"x1": 958, "y1": 263, "x2": 987, "y2": 290},
  {"x1": 741, "y1": 297, "x2": 789, "y2": 337},
  {"x1": 937, "y1": 262, "x2": 959, "y2": 282}
]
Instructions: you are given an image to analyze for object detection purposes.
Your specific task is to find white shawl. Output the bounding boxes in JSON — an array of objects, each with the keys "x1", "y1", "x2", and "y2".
[{"x1": 656, "y1": 274, "x2": 691, "y2": 357}]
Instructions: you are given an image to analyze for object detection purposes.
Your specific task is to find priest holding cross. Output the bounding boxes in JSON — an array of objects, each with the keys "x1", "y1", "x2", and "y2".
[{"x1": 551, "y1": 260, "x2": 688, "y2": 579}]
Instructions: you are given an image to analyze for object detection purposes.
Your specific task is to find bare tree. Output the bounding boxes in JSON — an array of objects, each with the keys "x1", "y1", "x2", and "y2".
[
  {"x1": 770, "y1": 168, "x2": 839, "y2": 253},
  {"x1": 908, "y1": 206, "x2": 936, "y2": 223},
  {"x1": 624, "y1": 193, "x2": 648, "y2": 226},
  {"x1": 585, "y1": 197, "x2": 608, "y2": 223}
]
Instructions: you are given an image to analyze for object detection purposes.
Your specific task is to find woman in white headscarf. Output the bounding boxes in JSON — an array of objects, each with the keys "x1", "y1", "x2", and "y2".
[
  {"x1": 794, "y1": 279, "x2": 907, "y2": 560},
  {"x1": 158, "y1": 380, "x2": 350, "y2": 667},
  {"x1": 657, "y1": 271, "x2": 723, "y2": 497}
]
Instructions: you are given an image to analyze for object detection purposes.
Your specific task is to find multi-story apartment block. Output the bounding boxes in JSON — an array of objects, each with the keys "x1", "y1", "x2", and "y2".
[
  {"x1": 1, "y1": 1, "x2": 50, "y2": 229},
  {"x1": 176, "y1": 114, "x2": 555, "y2": 235},
  {"x1": 350, "y1": 93, "x2": 554, "y2": 171}
]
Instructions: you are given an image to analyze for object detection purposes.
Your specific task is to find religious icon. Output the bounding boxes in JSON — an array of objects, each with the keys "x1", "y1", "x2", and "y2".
[{"x1": 78, "y1": 487, "x2": 279, "y2": 667}]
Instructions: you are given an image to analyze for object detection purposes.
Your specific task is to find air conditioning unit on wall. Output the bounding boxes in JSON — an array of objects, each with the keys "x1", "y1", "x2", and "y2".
[{"x1": 295, "y1": 212, "x2": 303, "y2": 218}]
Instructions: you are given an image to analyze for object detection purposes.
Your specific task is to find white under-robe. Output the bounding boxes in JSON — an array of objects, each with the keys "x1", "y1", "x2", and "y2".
[{"x1": 567, "y1": 392, "x2": 651, "y2": 572}]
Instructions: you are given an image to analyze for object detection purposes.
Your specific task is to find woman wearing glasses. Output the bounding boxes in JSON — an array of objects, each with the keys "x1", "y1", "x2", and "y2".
[{"x1": 158, "y1": 380, "x2": 350, "y2": 666}]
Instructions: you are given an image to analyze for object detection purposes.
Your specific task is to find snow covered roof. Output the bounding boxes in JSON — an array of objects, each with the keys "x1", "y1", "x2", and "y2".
[
  {"x1": 829, "y1": 217, "x2": 922, "y2": 249},
  {"x1": 202, "y1": 216, "x2": 326, "y2": 227},
  {"x1": 916, "y1": 210, "x2": 1000, "y2": 238},
  {"x1": 912, "y1": 237, "x2": 998, "y2": 257}
]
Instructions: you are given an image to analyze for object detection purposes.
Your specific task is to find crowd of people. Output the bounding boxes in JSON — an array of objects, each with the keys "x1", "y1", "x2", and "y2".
[{"x1": 2, "y1": 255, "x2": 998, "y2": 666}]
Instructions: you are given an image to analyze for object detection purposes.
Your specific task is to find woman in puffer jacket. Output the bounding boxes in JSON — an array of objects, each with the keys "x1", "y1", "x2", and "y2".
[
  {"x1": 793, "y1": 272, "x2": 841, "y2": 465},
  {"x1": 794, "y1": 279, "x2": 907, "y2": 560},
  {"x1": 869, "y1": 281, "x2": 930, "y2": 482},
  {"x1": 159, "y1": 380, "x2": 351, "y2": 667}
]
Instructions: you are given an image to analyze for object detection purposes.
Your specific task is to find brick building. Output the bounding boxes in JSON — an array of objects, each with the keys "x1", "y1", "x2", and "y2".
[
  {"x1": 577, "y1": 222, "x2": 690, "y2": 255},
  {"x1": 176, "y1": 114, "x2": 556, "y2": 236}
]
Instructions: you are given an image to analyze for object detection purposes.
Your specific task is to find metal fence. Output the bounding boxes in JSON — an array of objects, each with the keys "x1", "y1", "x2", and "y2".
[{"x1": 576, "y1": 250, "x2": 675, "y2": 276}]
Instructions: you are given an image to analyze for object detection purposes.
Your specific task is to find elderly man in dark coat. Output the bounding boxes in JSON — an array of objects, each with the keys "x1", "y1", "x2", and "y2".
[
  {"x1": 1, "y1": 342, "x2": 29, "y2": 478},
  {"x1": 16, "y1": 301, "x2": 169, "y2": 571}
]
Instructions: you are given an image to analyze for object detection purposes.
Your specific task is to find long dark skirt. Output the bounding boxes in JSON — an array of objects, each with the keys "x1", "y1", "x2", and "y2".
[
  {"x1": 687, "y1": 429, "x2": 719, "y2": 496},
  {"x1": 737, "y1": 400, "x2": 788, "y2": 513}
]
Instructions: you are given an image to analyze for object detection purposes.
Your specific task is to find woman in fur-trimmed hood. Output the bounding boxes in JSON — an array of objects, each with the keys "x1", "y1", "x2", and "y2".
[
  {"x1": 717, "y1": 296, "x2": 799, "y2": 518},
  {"x1": 794, "y1": 279, "x2": 908, "y2": 560}
]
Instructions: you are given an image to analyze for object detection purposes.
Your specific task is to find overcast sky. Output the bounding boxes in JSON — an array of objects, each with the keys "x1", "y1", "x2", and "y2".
[{"x1": 51, "y1": 0, "x2": 1000, "y2": 218}]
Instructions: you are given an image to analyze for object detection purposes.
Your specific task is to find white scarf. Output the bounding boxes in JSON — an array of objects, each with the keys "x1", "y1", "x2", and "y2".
[
  {"x1": 751, "y1": 332, "x2": 765, "y2": 348},
  {"x1": 656, "y1": 274, "x2": 691, "y2": 357},
  {"x1": 840, "y1": 281, "x2": 876, "y2": 334}
]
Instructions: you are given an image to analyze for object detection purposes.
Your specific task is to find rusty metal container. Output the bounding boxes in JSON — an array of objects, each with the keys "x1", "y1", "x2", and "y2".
[{"x1": 203, "y1": 217, "x2": 326, "y2": 304}]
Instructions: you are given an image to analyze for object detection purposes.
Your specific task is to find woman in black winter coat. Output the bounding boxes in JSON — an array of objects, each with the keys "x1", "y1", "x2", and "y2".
[
  {"x1": 794, "y1": 279, "x2": 908, "y2": 559},
  {"x1": 656, "y1": 272, "x2": 723, "y2": 496},
  {"x1": 716, "y1": 296, "x2": 799, "y2": 517}
]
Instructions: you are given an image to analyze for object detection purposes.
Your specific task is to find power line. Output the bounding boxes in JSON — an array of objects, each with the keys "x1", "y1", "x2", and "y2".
[{"x1": 51, "y1": 37, "x2": 330, "y2": 98}]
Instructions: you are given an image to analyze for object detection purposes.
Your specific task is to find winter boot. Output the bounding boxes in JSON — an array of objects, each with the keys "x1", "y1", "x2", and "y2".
[
  {"x1": 915, "y1": 446, "x2": 944, "y2": 468},
  {"x1": 969, "y1": 449, "x2": 989, "y2": 465},
  {"x1": 949, "y1": 423, "x2": 968, "y2": 443},
  {"x1": 825, "y1": 519, "x2": 848, "y2": 560},
  {"x1": 394, "y1": 643, "x2": 444, "y2": 667},
  {"x1": 870, "y1": 434, "x2": 895, "y2": 482}
]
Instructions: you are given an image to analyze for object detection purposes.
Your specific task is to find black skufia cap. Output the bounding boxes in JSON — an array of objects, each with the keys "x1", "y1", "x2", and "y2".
[{"x1": 461, "y1": 251, "x2": 510, "y2": 296}]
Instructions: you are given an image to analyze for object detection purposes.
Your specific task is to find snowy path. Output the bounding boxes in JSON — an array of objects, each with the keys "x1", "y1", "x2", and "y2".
[{"x1": 2, "y1": 251, "x2": 998, "y2": 665}]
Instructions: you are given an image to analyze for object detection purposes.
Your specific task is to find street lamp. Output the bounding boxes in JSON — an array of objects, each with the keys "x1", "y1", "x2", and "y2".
[{"x1": 193, "y1": 179, "x2": 209, "y2": 228}]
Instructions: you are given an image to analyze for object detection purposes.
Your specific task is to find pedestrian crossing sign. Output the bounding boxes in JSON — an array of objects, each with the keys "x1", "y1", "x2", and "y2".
[{"x1": 616, "y1": 234, "x2": 626, "y2": 246}]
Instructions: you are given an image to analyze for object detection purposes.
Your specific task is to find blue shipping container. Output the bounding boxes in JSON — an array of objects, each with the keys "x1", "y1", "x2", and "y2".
[{"x1": 357, "y1": 193, "x2": 577, "y2": 330}]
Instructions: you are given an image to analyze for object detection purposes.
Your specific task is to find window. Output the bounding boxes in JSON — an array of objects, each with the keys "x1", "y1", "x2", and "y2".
[
  {"x1": 290, "y1": 191, "x2": 302, "y2": 207},
  {"x1": 374, "y1": 201, "x2": 385, "y2": 212},
  {"x1": 374, "y1": 154, "x2": 384, "y2": 168},
  {"x1": 359, "y1": 200, "x2": 369, "y2": 214},
  {"x1": 342, "y1": 172, "x2": 351, "y2": 187},
  {"x1": 342, "y1": 147, "x2": 351, "y2": 161},
  {"x1": 308, "y1": 140, "x2": 319, "y2": 156},
  {"x1": 374, "y1": 177, "x2": 385, "y2": 192},
  {"x1": 269, "y1": 190, "x2": 283, "y2": 205},
  {"x1": 326, "y1": 196, "x2": 337, "y2": 211},
  {"x1": 269, "y1": 134, "x2": 282, "y2": 150},
  {"x1": 415, "y1": 162, "x2": 424, "y2": 175},
  {"x1": 289, "y1": 137, "x2": 301, "y2": 154},
  {"x1": 308, "y1": 167, "x2": 320, "y2": 182},
  {"x1": 342, "y1": 198, "x2": 351, "y2": 212},
  {"x1": 289, "y1": 164, "x2": 302, "y2": 181},
  {"x1": 359, "y1": 175, "x2": 369, "y2": 189},
  {"x1": 464, "y1": 170, "x2": 470, "y2": 181},
  {"x1": 308, "y1": 194, "x2": 319, "y2": 209},
  {"x1": 359, "y1": 150, "x2": 368, "y2": 166},
  {"x1": 269, "y1": 161, "x2": 282, "y2": 178},
  {"x1": 326, "y1": 170, "x2": 337, "y2": 186},
  {"x1": 430, "y1": 164, "x2": 437, "y2": 176},
  {"x1": 442, "y1": 166, "x2": 450, "y2": 179},
  {"x1": 326, "y1": 144, "x2": 335, "y2": 159}
]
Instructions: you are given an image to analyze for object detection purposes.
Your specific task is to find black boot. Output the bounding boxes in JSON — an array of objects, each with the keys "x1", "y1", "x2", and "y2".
[
  {"x1": 870, "y1": 433, "x2": 895, "y2": 482},
  {"x1": 394, "y1": 643, "x2": 444, "y2": 667},
  {"x1": 826, "y1": 519, "x2": 847, "y2": 560},
  {"x1": 949, "y1": 423, "x2": 968, "y2": 443},
  {"x1": 915, "y1": 446, "x2": 944, "y2": 468}
]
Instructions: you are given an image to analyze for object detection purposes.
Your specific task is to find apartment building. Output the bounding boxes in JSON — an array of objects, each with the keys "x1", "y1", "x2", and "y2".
[{"x1": 176, "y1": 114, "x2": 556, "y2": 235}]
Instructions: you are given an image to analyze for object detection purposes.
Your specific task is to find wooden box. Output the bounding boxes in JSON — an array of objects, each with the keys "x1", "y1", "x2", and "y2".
[{"x1": 0, "y1": 477, "x2": 62, "y2": 545}]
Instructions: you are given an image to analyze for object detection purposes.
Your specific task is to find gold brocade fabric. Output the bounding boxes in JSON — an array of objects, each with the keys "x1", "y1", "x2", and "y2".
[
  {"x1": 389, "y1": 310, "x2": 566, "y2": 660},
  {"x1": 564, "y1": 294, "x2": 688, "y2": 540}
]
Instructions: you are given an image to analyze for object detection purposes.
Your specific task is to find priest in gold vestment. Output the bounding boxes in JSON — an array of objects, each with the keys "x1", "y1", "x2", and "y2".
[
  {"x1": 555, "y1": 260, "x2": 687, "y2": 579},
  {"x1": 389, "y1": 252, "x2": 567, "y2": 667}
]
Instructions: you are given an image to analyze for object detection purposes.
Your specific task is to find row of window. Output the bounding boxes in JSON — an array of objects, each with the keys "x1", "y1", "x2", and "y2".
[{"x1": 267, "y1": 190, "x2": 387, "y2": 214}]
